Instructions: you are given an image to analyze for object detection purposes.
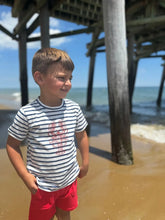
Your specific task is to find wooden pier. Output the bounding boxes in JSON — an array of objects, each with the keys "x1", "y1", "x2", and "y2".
[{"x1": 0, "y1": 0, "x2": 165, "y2": 164}]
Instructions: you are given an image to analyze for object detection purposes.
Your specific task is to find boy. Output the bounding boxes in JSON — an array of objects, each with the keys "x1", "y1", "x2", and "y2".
[{"x1": 6, "y1": 48, "x2": 89, "y2": 220}]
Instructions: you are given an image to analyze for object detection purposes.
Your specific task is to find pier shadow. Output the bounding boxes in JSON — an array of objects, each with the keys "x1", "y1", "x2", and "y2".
[{"x1": 89, "y1": 145, "x2": 112, "y2": 161}]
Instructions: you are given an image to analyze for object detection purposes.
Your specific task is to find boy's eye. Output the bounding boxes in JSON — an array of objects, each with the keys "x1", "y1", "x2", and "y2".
[
  {"x1": 57, "y1": 77, "x2": 65, "y2": 82},
  {"x1": 56, "y1": 76, "x2": 73, "y2": 82}
]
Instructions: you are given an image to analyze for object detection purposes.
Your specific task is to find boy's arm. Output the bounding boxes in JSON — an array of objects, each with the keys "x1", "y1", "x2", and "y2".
[
  {"x1": 75, "y1": 130, "x2": 89, "y2": 178},
  {"x1": 6, "y1": 135, "x2": 38, "y2": 194}
]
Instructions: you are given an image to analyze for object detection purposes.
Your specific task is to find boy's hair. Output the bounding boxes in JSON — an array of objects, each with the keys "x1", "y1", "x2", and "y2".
[{"x1": 32, "y1": 48, "x2": 74, "y2": 75}]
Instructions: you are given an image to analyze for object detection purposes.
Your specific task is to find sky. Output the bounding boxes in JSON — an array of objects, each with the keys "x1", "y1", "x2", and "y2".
[{"x1": 0, "y1": 5, "x2": 164, "y2": 89}]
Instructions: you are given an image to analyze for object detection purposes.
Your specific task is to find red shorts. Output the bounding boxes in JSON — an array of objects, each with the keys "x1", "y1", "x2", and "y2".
[{"x1": 29, "y1": 180, "x2": 78, "y2": 220}]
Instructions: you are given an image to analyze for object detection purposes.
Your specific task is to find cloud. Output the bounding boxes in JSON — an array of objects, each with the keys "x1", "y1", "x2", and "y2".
[
  {"x1": 50, "y1": 29, "x2": 71, "y2": 47},
  {"x1": 0, "y1": 11, "x2": 17, "y2": 31},
  {"x1": 0, "y1": 11, "x2": 18, "y2": 49},
  {"x1": 0, "y1": 11, "x2": 71, "y2": 50},
  {"x1": 50, "y1": 17, "x2": 59, "y2": 27},
  {"x1": 0, "y1": 32, "x2": 18, "y2": 49},
  {"x1": 27, "y1": 28, "x2": 71, "y2": 49}
]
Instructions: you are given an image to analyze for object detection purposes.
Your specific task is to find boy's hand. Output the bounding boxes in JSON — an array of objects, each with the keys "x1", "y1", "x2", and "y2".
[
  {"x1": 23, "y1": 172, "x2": 38, "y2": 194},
  {"x1": 6, "y1": 136, "x2": 38, "y2": 194},
  {"x1": 78, "y1": 164, "x2": 88, "y2": 178},
  {"x1": 76, "y1": 130, "x2": 89, "y2": 179}
]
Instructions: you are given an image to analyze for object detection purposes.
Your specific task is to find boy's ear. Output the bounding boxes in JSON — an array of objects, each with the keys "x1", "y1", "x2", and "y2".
[{"x1": 33, "y1": 71, "x2": 44, "y2": 85}]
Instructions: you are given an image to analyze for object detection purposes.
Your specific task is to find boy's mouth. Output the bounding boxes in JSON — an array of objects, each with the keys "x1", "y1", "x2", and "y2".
[{"x1": 61, "y1": 88, "x2": 70, "y2": 93}]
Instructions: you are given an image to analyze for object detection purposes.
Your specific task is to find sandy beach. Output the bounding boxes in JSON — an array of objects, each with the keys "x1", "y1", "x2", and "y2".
[{"x1": 1, "y1": 107, "x2": 165, "y2": 220}]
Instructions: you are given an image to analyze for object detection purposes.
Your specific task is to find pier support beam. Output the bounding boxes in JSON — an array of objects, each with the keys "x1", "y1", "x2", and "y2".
[
  {"x1": 86, "y1": 47, "x2": 96, "y2": 109},
  {"x1": 103, "y1": 0, "x2": 133, "y2": 165},
  {"x1": 18, "y1": 11, "x2": 28, "y2": 106},
  {"x1": 86, "y1": 28, "x2": 101, "y2": 109},
  {"x1": 40, "y1": 2, "x2": 50, "y2": 48},
  {"x1": 128, "y1": 34, "x2": 138, "y2": 112},
  {"x1": 157, "y1": 62, "x2": 165, "y2": 106}
]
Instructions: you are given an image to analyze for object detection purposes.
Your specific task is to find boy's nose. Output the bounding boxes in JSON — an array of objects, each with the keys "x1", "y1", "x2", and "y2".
[{"x1": 64, "y1": 79, "x2": 71, "y2": 85}]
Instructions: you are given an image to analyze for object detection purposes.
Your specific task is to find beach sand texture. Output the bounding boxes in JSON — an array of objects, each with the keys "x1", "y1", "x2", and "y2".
[{"x1": 1, "y1": 109, "x2": 165, "y2": 220}]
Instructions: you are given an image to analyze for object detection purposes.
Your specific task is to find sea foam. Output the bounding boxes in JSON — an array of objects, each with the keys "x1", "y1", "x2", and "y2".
[{"x1": 131, "y1": 124, "x2": 165, "y2": 143}]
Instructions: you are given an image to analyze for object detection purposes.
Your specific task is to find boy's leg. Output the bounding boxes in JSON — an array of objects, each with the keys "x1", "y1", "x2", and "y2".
[
  {"x1": 29, "y1": 189, "x2": 56, "y2": 220},
  {"x1": 54, "y1": 180, "x2": 77, "y2": 220},
  {"x1": 55, "y1": 207, "x2": 70, "y2": 220}
]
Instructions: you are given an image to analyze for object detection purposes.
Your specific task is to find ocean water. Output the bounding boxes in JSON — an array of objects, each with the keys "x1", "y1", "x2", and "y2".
[{"x1": 0, "y1": 87, "x2": 165, "y2": 143}]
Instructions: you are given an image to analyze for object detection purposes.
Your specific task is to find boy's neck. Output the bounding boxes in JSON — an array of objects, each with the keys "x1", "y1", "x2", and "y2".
[{"x1": 39, "y1": 96, "x2": 62, "y2": 107}]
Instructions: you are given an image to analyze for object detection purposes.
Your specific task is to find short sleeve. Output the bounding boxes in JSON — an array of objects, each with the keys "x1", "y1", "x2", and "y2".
[
  {"x1": 75, "y1": 106, "x2": 88, "y2": 132},
  {"x1": 8, "y1": 108, "x2": 29, "y2": 141}
]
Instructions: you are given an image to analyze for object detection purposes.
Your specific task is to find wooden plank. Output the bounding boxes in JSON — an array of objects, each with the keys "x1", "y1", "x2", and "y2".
[
  {"x1": 50, "y1": 0, "x2": 102, "y2": 26},
  {"x1": 56, "y1": 0, "x2": 102, "y2": 19},
  {"x1": 87, "y1": 37, "x2": 105, "y2": 50},
  {"x1": 145, "y1": 0, "x2": 158, "y2": 17},
  {"x1": 14, "y1": 5, "x2": 36, "y2": 35},
  {"x1": 18, "y1": 11, "x2": 28, "y2": 106},
  {"x1": 159, "y1": 0, "x2": 165, "y2": 8},
  {"x1": 35, "y1": 0, "x2": 50, "y2": 9},
  {"x1": 103, "y1": 0, "x2": 133, "y2": 165},
  {"x1": 26, "y1": 16, "x2": 39, "y2": 37},
  {"x1": 136, "y1": 31, "x2": 165, "y2": 44},
  {"x1": 86, "y1": 48, "x2": 96, "y2": 109},
  {"x1": 52, "y1": 7, "x2": 99, "y2": 23},
  {"x1": 126, "y1": 1, "x2": 146, "y2": 17},
  {"x1": 27, "y1": 26, "x2": 95, "y2": 42},
  {"x1": 12, "y1": 0, "x2": 29, "y2": 17},
  {"x1": 136, "y1": 43, "x2": 165, "y2": 58},
  {"x1": 0, "y1": 24, "x2": 17, "y2": 40},
  {"x1": 0, "y1": 0, "x2": 12, "y2": 7},
  {"x1": 127, "y1": 15, "x2": 165, "y2": 27},
  {"x1": 40, "y1": 2, "x2": 50, "y2": 48},
  {"x1": 86, "y1": 26, "x2": 102, "y2": 107},
  {"x1": 128, "y1": 34, "x2": 136, "y2": 112},
  {"x1": 86, "y1": 25, "x2": 101, "y2": 56},
  {"x1": 82, "y1": 0, "x2": 102, "y2": 6},
  {"x1": 142, "y1": 55, "x2": 165, "y2": 59},
  {"x1": 51, "y1": 10, "x2": 95, "y2": 26},
  {"x1": 157, "y1": 63, "x2": 165, "y2": 106}
]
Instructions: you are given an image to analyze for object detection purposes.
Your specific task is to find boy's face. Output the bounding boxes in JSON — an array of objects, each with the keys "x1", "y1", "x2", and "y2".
[{"x1": 39, "y1": 64, "x2": 72, "y2": 102}]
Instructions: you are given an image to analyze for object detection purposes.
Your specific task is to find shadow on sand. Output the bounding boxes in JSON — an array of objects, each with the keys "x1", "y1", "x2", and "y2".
[{"x1": 89, "y1": 145, "x2": 112, "y2": 160}]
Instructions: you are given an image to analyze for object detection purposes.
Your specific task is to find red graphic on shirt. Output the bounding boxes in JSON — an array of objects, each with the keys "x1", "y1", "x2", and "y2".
[{"x1": 48, "y1": 120, "x2": 68, "y2": 155}]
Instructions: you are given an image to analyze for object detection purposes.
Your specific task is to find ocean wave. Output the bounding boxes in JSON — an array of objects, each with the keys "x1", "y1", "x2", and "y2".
[
  {"x1": 85, "y1": 109, "x2": 165, "y2": 144},
  {"x1": 12, "y1": 92, "x2": 21, "y2": 101},
  {"x1": 131, "y1": 124, "x2": 165, "y2": 143}
]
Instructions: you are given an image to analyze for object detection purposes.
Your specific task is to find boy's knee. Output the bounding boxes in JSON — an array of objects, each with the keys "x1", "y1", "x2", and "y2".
[{"x1": 55, "y1": 207, "x2": 70, "y2": 220}]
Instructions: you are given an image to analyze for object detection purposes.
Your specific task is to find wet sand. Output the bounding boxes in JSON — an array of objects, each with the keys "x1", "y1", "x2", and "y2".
[{"x1": 1, "y1": 108, "x2": 165, "y2": 220}]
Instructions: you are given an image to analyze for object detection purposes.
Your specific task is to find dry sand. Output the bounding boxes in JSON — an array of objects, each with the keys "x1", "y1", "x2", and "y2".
[{"x1": 1, "y1": 108, "x2": 165, "y2": 220}]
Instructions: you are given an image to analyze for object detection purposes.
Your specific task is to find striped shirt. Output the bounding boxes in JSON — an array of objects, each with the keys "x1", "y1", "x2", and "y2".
[{"x1": 8, "y1": 98, "x2": 88, "y2": 192}]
